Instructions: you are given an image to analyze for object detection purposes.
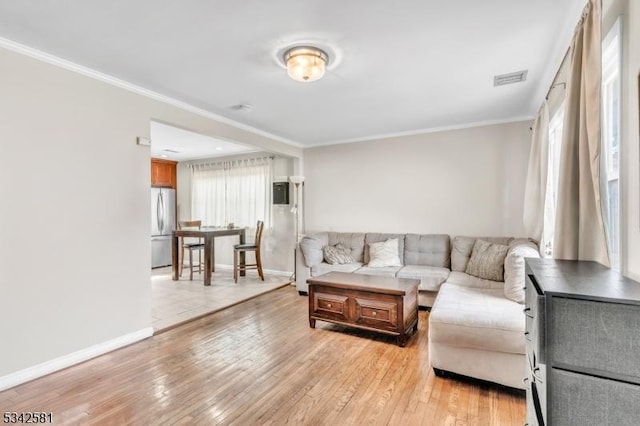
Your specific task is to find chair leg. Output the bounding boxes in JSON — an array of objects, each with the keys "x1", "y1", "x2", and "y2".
[
  {"x1": 233, "y1": 249, "x2": 238, "y2": 283},
  {"x1": 256, "y1": 249, "x2": 264, "y2": 281},
  {"x1": 189, "y1": 249, "x2": 194, "y2": 281},
  {"x1": 179, "y1": 247, "x2": 185, "y2": 277},
  {"x1": 197, "y1": 250, "x2": 202, "y2": 274}
]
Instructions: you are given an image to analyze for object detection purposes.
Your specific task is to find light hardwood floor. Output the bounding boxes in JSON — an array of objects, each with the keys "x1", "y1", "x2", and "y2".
[{"x1": 0, "y1": 287, "x2": 525, "y2": 425}]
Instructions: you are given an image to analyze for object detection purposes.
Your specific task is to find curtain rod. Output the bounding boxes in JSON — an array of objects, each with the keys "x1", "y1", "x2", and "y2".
[{"x1": 188, "y1": 155, "x2": 273, "y2": 169}]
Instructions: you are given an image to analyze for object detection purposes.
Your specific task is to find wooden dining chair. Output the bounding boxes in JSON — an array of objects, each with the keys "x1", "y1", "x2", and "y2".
[
  {"x1": 178, "y1": 220, "x2": 205, "y2": 281},
  {"x1": 233, "y1": 220, "x2": 265, "y2": 283}
]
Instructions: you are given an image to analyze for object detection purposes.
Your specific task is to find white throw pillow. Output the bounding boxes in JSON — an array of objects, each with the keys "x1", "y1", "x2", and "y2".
[
  {"x1": 368, "y1": 238, "x2": 402, "y2": 268},
  {"x1": 504, "y1": 243, "x2": 540, "y2": 303}
]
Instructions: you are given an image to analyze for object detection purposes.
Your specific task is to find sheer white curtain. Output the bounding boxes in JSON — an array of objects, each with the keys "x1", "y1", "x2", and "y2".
[
  {"x1": 226, "y1": 158, "x2": 272, "y2": 227},
  {"x1": 523, "y1": 102, "x2": 550, "y2": 252},
  {"x1": 191, "y1": 167, "x2": 226, "y2": 226},
  {"x1": 190, "y1": 157, "x2": 272, "y2": 228}
]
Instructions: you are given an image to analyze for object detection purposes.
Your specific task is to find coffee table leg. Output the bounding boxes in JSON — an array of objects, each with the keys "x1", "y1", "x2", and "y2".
[
  {"x1": 309, "y1": 318, "x2": 316, "y2": 328},
  {"x1": 397, "y1": 334, "x2": 407, "y2": 347}
]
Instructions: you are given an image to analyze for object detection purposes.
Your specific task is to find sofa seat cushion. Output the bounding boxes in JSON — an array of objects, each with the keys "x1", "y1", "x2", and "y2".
[
  {"x1": 445, "y1": 271, "x2": 504, "y2": 290},
  {"x1": 312, "y1": 262, "x2": 364, "y2": 276},
  {"x1": 429, "y1": 283, "x2": 525, "y2": 355},
  {"x1": 353, "y1": 265, "x2": 402, "y2": 277},
  {"x1": 396, "y1": 265, "x2": 450, "y2": 291}
]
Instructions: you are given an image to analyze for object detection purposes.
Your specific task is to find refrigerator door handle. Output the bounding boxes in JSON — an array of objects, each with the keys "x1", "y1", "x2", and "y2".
[
  {"x1": 158, "y1": 191, "x2": 165, "y2": 233},
  {"x1": 156, "y1": 192, "x2": 163, "y2": 233}
]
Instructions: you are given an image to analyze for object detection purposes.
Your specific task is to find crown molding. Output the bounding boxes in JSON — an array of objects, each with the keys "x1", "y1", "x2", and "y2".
[
  {"x1": 304, "y1": 115, "x2": 535, "y2": 148},
  {"x1": 0, "y1": 37, "x2": 303, "y2": 149}
]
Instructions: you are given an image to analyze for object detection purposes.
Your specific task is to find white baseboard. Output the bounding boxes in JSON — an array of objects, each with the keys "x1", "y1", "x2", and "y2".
[{"x1": 0, "y1": 327, "x2": 153, "y2": 392}]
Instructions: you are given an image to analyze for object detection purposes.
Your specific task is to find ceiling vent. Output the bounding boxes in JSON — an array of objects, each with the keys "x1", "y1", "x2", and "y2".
[
  {"x1": 162, "y1": 149, "x2": 180, "y2": 153},
  {"x1": 493, "y1": 70, "x2": 528, "y2": 86}
]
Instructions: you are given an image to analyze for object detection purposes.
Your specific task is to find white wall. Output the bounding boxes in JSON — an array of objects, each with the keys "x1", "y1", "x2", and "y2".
[
  {"x1": 303, "y1": 121, "x2": 531, "y2": 237},
  {"x1": 176, "y1": 155, "x2": 295, "y2": 273},
  {"x1": 0, "y1": 46, "x2": 300, "y2": 384}
]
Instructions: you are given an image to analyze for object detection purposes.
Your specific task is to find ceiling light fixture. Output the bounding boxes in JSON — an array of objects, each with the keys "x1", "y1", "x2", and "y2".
[{"x1": 283, "y1": 46, "x2": 328, "y2": 82}]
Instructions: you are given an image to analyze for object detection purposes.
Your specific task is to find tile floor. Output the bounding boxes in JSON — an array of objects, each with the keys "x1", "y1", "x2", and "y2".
[{"x1": 151, "y1": 266, "x2": 291, "y2": 332}]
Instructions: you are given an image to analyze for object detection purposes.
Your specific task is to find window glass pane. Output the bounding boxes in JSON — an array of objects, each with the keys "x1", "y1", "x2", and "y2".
[{"x1": 602, "y1": 19, "x2": 621, "y2": 270}]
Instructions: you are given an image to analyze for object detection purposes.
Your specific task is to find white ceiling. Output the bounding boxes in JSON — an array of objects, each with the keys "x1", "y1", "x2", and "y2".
[
  {"x1": 0, "y1": 0, "x2": 585, "y2": 147},
  {"x1": 150, "y1": 121, "x2": 256, "y2": 161}
]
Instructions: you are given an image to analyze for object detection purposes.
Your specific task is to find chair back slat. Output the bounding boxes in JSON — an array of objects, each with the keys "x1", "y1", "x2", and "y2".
[
  {"x1": 255, "y1": 220, "x2": 264, "y2": 246},
  {"x1": 178, "y1": 220, "x2": 202, "y2": 230}
]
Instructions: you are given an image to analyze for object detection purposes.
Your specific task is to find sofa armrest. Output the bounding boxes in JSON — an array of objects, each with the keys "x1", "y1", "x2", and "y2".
[
  {"x1": 295, "y1": 244, "x2": 312, "y2": 293},
  {"x1": 504, "y1": 241, "x2": 540, "y2": 303}
]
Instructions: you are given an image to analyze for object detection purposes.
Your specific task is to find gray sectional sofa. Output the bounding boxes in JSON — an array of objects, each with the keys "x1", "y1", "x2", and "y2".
[{"x1": 296, "y1": 231, "x2": 540, "y2": 389}]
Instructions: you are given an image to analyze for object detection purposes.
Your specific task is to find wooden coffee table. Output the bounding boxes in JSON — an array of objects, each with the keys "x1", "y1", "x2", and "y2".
[{"x1": 307, "y1": 271, "x2": 419, "y2": 347}]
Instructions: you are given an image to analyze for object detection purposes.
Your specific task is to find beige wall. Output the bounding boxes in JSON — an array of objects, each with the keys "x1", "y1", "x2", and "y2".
[
  {"x1": 176, "y1": 155, "x2": 295, "y2": 273},
  {"x1": 303, "y1": 121, "x2": 531, "y2": 237},
  {"x1": 0, "y1": 46, "x2": 300, "y2": 381},
  {"x1": 603, "y1": 0, "x2": 640, "y2": 280}
]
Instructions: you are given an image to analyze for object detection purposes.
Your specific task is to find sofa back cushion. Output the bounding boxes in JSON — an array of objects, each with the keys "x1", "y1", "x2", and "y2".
[
  {"x1": 364, "y1": 233, "x2": 405, "y2": 264},
  {"x1": 451, "y1": 236, "x2": 512, "y2": 272},
  {"x1": 404, "y1": 234, "x2": 451, "y2": 268},
  {"x1": 328, "y1": 232, "x2": 366, "y2": 262}
]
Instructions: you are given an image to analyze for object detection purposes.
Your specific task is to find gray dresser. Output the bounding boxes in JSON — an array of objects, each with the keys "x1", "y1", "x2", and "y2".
[{"x1": 524, "y1": 258, "x2": 640, "y2": 426}]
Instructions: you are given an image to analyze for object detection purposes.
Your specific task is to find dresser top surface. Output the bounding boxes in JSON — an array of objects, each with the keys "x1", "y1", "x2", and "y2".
[{"x1": 526, "y1": 258, "x2": 640, "y2": 304}]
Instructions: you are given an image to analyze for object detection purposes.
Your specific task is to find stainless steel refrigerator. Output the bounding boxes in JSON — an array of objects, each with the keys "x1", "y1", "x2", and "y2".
[{"x1": 151, "y1": 187, "x2": 176, "y2": 268}]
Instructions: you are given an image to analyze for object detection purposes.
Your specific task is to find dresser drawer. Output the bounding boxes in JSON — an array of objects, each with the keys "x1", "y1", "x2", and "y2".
[
  {"x1": 548, "y1": 297, "x2": 640, "y2": 381},
  {"x1": 312, "y1": 292, "x2": 349, "y2": 322},
  {"x1": 550, "y1": 368, "x2": 640, "y2": 425},
  {"x1": 353, "y1": 298, "x2": 398, "y2": 330}
]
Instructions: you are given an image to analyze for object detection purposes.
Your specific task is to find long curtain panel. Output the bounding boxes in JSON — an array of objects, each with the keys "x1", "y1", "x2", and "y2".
[
  {"x1": 191, "y1": 157, "x2": 272, "y2": 228},
  {"x1": 523, "y1": 102, "x2": 550, "y2": 251},
  {"x1": 225, "y1": 157, "x2": 272, "y2": 228},
  {"x1": 191, "y1": 166, "x2": 226, "y2": 226},
  {"x1": 553, "y1": 0, "x2": 610, "y2": 266}
]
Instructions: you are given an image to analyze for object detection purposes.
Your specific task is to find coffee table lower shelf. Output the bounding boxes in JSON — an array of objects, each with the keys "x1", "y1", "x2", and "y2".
[{"x1": 307, "y1": 272, "x2": 419, "y2": 347}]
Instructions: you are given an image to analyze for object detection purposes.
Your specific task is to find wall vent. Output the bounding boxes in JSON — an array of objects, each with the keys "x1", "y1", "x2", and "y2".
[{"x1": 493, "y1": 70, "x2": 528, "y2": 86}]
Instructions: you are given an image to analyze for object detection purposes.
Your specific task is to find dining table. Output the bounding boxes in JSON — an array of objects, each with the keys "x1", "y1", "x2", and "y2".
[{"x1": 172, "y1": 226, "x2": 246, "y2": 286}]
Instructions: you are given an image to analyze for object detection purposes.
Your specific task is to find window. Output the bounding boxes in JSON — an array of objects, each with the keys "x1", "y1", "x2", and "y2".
[
  {"x1": 543, "y1": 105, "x2": 564, "y2": 257},
  {"x1": 190, "y1": 157, "x2": 272, "y2": 228},
  {"x1": 602, "y1": 19, "x2": 621, "y2": 269}
]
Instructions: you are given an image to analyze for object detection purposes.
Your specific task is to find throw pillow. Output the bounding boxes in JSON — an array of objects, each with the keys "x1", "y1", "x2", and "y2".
[
  {"x1": 323, "y1": 243, "x2": 355, "y2": 265},
  {"x1": 368, "y1": 238, "x2": 402, "y2": 268},
  {"x1": 465, "y1": 239, "x2": 509, "y2": 281},
  {"x1": 299, "y1": 236, "x2": 325, "y2": 267}
]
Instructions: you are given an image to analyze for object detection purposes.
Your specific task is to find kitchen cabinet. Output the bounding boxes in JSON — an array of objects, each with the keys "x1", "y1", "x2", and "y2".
[
  {"x1": 151, "y1": 158, "x2": 177, "y2": 188},
  {"x1": 524, "y1": 258, "x2": 640, "y2": 426}
]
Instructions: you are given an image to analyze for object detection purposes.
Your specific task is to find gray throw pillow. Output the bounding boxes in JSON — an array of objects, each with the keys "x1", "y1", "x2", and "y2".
[
  {"x1": 323, "y1": 243, "x2": 355, "y2": 265},
  {"x1": 465, "y1": 239, "x2": 509, "y2": 281}
]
